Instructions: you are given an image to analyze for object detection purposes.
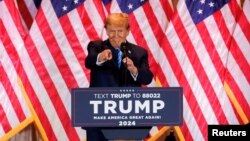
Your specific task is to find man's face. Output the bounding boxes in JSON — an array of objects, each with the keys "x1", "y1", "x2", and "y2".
[{"x1": 106, "y1": 25, "x2": 129, "y2": 48}]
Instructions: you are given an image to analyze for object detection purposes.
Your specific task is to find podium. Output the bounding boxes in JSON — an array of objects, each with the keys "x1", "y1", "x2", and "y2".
[
  {"x1": 71, "y1": 87, "x2": 183, "y2": 140},
  {"x1": 101, "y1": 127, "x2": 151, "y2": 140}
]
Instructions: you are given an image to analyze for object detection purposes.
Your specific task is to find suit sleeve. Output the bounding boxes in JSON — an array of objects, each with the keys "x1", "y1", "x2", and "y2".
[
  {"x1": 85, "y1": 41, "x2": 102, "y2": 69},
  {"x1": 136, "y1": 49, "x2": 153, "y2": 85}
]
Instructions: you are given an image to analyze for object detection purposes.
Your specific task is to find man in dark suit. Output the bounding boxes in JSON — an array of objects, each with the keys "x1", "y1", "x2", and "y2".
[{"x1": 84, "y1": 13, "x2": 153, "y2": 141}]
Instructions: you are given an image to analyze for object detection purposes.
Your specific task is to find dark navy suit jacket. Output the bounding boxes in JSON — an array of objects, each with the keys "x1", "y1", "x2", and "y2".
[{"x1": 85, "y1": 39, "x2": 153, "y2": 87}]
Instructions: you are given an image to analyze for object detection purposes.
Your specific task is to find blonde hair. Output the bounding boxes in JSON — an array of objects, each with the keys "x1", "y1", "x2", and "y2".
[{"x1": 104, "y1": 13, "x2": 130, "y2": 29}]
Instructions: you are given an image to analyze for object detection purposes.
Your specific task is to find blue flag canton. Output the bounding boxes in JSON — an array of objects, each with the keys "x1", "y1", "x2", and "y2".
[
  {"x1": 186, "y1": 0, "x2": 230, "y2": 24},
  {"x1": 117, "y1": 0, "x2": 148, "y2": 14},
  {"x1": 51, "y1": 0, "x2": 85, "y2": 18}
]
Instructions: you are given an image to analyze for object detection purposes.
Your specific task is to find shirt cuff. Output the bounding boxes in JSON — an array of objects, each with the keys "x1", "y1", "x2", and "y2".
[{"x1": 130, "y1": 72, "x2": 138, "y2": 81}]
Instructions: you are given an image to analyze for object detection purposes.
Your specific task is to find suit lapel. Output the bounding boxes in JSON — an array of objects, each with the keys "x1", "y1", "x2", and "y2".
[{"x1": 124, "y1": 42, "x2": 133, "y2": 59}]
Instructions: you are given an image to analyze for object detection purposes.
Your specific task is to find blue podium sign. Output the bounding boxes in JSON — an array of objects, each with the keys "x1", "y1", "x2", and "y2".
[{"x1": 71, "y1": 87, "x2": 183, "y2": 127}]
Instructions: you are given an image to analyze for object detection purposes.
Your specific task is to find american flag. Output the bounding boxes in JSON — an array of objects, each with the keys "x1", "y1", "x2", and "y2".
[
  {"x1": 0, "y1": 0, "x2": 32, "y2": 140},
  {"x1": 164, "y1": 0, "x2": 245, "y2": 140},
  {"x1": 1, "y1": 0, "x2": 249, "y2": 141}
]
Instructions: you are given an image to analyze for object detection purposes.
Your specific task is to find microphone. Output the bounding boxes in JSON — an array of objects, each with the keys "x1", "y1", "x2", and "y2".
[{"x1": 120, "y1": 42, "x2": 127, "y2": 58}]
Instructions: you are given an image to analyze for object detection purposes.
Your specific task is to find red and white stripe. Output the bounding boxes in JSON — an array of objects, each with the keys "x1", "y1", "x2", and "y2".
[
  {"x1": 15, "y1": 0, "x2": 38, "y2": 30},
  {"x1": 225, "y1": 0, "x2": 250, "y2": 123},
  {"x1": 0, "y1": 0, "x2": 31, "y2": 139}
]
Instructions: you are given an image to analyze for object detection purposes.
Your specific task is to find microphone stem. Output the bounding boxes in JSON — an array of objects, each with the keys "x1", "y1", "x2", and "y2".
[{"x1": 124, "y1": 52, "x2": 127, "y2": 86}]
